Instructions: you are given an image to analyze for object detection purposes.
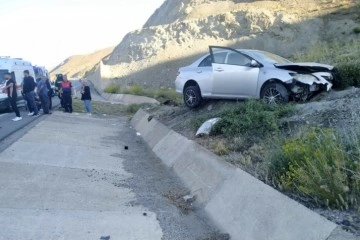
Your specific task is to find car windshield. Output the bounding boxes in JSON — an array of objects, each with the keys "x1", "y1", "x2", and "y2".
[
  {"x1": 249, "y1": 51, "x2": 292, "y2": 64},
  {"x1": 0, "y1": 69, "x2": 8, "y2": 84}
]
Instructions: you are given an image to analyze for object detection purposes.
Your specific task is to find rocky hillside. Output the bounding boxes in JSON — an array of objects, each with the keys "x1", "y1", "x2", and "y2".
[
  {"x1": 100, "y1": 0, "x2": 359, "y2": 88},
  {"x1": 50, "y1": 46, "x2": 114, "y2": 80}
]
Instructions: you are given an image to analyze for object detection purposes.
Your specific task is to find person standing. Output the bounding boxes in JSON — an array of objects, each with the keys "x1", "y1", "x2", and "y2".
[
  {"x1": 60, "y1": 75, "x2": 73, "y2": 113},
  {"x1": 37, "y1": 76, "x2": 50, "y2": 114},
  {"x1": 23, "y1": 70, "x2": 39, "y2": 116},
  {"x1": 45, "y1": 77, "x2": 53, "y2": 110},
  {"x1": 4, "y1": 73, "x2": 22, "y2": 121},
  {"x1": 81, "y1": 80, "x2": 92, "y2": 115}
]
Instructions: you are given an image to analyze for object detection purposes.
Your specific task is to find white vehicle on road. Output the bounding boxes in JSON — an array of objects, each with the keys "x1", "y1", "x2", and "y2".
[
  {"x1": 175, "y1": 46, "x2": 335, "y2": 108},
  {"x1": 0, "y1": 57, "x2": 34, "y2": 111},
  {"x1": 33, "y1": 66, "x2": 49, "y2": 80}
]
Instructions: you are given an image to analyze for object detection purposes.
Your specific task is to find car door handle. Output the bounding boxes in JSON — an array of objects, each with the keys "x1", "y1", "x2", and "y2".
[{"x1": 215, "y1": 68, "x2": 224, "y2": 72}]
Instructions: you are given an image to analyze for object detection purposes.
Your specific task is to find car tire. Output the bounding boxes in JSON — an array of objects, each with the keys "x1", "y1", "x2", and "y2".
[
  {"x1": 183, "y1": 85, "x2": 202, "y2": 108},
  {"x1": 261, "y1": 83, "x2": 289, "y2": 104}
]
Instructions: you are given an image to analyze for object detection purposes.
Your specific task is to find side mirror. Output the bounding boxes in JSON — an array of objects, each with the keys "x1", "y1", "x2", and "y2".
[{"x1": 251, "y1": 60, "x2": 260, "y2": 67}]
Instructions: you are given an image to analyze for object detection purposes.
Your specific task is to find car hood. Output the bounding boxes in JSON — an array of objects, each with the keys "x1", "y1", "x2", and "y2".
[{"x1": 274, "y1": 62, "x2": 334, "y2": 72}]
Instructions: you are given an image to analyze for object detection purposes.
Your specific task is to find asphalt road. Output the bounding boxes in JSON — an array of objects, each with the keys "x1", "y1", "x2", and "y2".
[{"x1": 0, "y1": 96, "x2": 60, "y2": 141}]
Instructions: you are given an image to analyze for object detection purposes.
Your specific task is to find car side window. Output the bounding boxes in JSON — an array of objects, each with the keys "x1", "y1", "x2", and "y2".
[
  {"x1": 213, "y1": 52, "x2": 227, "y2": 64},
  {"x1": 226, "y1": 52, "x2": 252, "y2": 66},
  {"x1": 198, "y1": 55, "x2": 212, "y2": 67}
]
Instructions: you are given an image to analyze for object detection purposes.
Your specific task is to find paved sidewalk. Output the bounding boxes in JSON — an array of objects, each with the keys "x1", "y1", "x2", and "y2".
[{"x1": 0, "y1": 112, "x2": 163, "y2": 239}]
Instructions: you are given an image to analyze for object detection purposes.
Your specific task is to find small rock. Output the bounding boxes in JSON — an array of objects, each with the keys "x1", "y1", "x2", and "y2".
[
  {"x1": 124, "y1": 146, "x2": 128, "y2": 150},
  {"x1": 207, "y1": 104, "x2": 213, "y2": 111},
  {"x1": 100, "y1": 236, "x2": 110, "y2": 240},
  {"x1": 136, "y1": 132, "x2": 141, "y2": 136},
  {"x1": 342, "y1": 219, "x2": 351, "y2": 226},
  {"x1": 148, "y1": 115, "x2": 153, "y2": 122},
  {"x1": 143, "y1": 212, "x2": 147, "y2": 216}
]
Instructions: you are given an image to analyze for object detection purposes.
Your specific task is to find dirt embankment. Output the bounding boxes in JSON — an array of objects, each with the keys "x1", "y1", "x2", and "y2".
[{"x1": 50, "y1": 46, "x2": 114, "y2": 80}]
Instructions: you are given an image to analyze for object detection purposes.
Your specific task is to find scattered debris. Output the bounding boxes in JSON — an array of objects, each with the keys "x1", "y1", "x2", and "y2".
[
  {"x1": 148, "y1": 115, "x2": 153, "y2": 122},
  {"x1": 100, "y1": 236, "x2": 110, "y2": 240},
  {"x1": 164, "y1": 190, "x2": 195, "y2": 214},
  {"x1": 143, "y1": 212, "x2": 147, "y2": 216},
  {"x1": 183, "y1": 194, "x2": 195, "y2": 203},
  {"x1": 163, "y1": 99, "x2": 178, "y2": 106},
  {"x1": 136, "y1": 132, "x2": 141, "y2": 136},
  {"x1": 124, "y1": 146, "x2": 129, "y2": 150},
  {"x1": 196, "y1": 118, "x2": 221, "y2": 137}
]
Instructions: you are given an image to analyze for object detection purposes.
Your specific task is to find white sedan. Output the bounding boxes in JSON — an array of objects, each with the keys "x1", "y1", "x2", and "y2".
[{"x1": 175, "y1": 46, "x2": 334, "y2": 108}]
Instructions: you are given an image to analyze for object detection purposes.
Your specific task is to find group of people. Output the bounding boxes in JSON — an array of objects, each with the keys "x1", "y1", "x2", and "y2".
[
  {"x1": 4, "y1": 70, "x2": 53, "y2": 121},
  {"x1": 4, "y1": 71, "x2": 92, "y2": 122},
  {"x1": 56, "y1": 75, "x2": 92, "y2": 115}
]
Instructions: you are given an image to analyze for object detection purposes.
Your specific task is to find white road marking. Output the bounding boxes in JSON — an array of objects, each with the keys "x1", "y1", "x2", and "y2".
[{"x1": 0, "y1": 113, "x2": 9, "y2": 118}]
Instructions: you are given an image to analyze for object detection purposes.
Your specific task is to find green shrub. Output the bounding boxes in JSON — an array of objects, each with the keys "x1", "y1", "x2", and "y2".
[
  {"x1": 123, "y1": 85, "x2": 144, "y2": 96},
  {"x1": 293, "y1": 41, "x2": 360, "y2": 89},
  {"x1": 268, "y1": 128, "x2": 360, "y2": 210},
  {"x1": 211, "y1": 100, "x2": 295, "y2": 139},
  {"x1": 125, "y1": 103, "x2": 143, "y2": 114},
  {"x1": 153, "y1": 88, "x2": 181, "y2": 103},
  {"x1": 104, "y1": 83, "x2": 121, "y2": 94},
  {"x1": 353, "y1": 27, "x2": 360, "y2": 34}
]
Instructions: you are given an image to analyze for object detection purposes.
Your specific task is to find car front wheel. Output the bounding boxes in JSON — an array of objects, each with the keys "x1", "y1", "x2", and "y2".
[
  {"x1": 183, "y1": 85, "x2": 202, "y2": 108},
  {"x1": 261, "y1": 83, "x2": 289, "y2": 104}
]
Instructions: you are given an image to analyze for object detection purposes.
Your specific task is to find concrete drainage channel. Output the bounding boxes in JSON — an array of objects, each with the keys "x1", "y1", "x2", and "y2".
[{"x1": 131, "y1": 109, "x2": 359, "y2": 240}]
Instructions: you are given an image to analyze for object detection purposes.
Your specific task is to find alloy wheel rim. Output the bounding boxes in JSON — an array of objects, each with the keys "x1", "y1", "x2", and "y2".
[
  {"x1": 185, "y1": 89, "x2": 197, "y2": 106},
  {"x1": 263, "y1": 88, "x2": 283, "y2": 104}
]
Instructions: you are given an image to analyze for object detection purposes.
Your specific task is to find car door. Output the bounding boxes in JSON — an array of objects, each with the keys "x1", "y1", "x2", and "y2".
[
  {"x1": 195, "y1": 53, "x2": 227, "y2": 96},
  {"x1": 210, "y1": 46, "x2": 260, "y2": 98}
]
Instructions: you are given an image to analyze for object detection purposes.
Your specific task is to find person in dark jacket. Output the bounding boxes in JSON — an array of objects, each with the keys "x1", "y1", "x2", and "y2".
[
  {"x1": 45, "y1": 78, "x2": 53, "y2": 110},
  {"x1": 3, "y1": 73, "x2": 21, "y2": 121},
  {"x1": 81, "y1": 80, "x2": 92, "y2": 115},
  {"x1": 22, "y1": 70, "x2": 39, "y2": 116},
  {"x1": 37, "y1": 76, "x2": 50, "y2": 114}
]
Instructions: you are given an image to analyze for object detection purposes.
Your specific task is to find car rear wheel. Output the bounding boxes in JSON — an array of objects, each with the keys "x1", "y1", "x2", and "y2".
[
  {"x1": 183, "y1": 85, "x2": 202, "y2": 108},
  {"x1": 261, "y1": 83, "x2": 289, "y2": 104}
]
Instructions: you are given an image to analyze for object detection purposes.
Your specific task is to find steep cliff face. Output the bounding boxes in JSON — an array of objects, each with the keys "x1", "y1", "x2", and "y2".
[{"x1": 101, "y1": 0, "x2": 359, "y2": 88}]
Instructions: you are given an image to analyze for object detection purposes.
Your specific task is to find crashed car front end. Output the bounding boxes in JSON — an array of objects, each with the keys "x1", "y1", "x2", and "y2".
[{"x1": 275, "y1": 63, "x2": 335, "y2": 101}]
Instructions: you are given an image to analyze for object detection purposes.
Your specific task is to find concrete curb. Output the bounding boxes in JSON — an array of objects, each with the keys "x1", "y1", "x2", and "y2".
[
  {"x1": 101, "y1": 93, "x2": 159, "y2": 106},
  {"x1": 88, "y1": 79, "x2": 159, "y2": 105},
  {"x1": 131, "y1": 109, "x2": 358, "y2": 240}
]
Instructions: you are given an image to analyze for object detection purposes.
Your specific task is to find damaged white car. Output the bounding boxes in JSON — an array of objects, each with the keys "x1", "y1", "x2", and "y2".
[{"x1": 175, "y1": 46, "x2": 335, "y2": 108}]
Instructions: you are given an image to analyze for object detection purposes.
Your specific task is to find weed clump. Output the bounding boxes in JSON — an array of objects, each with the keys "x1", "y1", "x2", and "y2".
[
  {"x1": 267, "y1": 128, "x2": 360, "y2": 210},
  {"x1": 104, "y1": 83, "x2": 121, "y2": 94},
  {"x1": 353, "y1": 27, "x2": 360, "y2": 34},
  {"x1": 211, "y1": 100, "x2": 295, "y2": 139}
]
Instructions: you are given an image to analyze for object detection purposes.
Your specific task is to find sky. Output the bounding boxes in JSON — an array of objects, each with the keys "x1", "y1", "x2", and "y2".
[{"x1": 0, "y1": 0, "x2": 165, "y2": 69}]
